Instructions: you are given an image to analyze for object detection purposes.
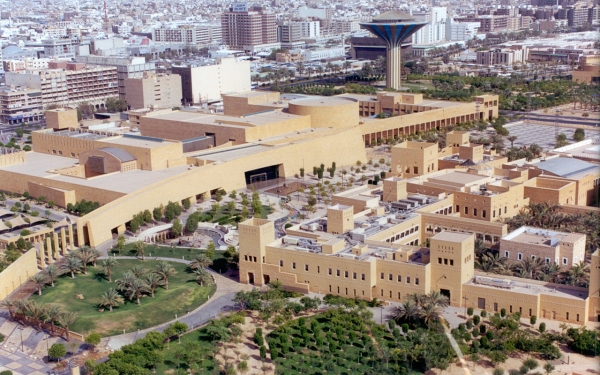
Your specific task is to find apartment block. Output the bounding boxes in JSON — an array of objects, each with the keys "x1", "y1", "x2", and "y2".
[
  {"x1": 124, "y1": 72, "x2": 182, "y2": 110},
  {"x1": 0, "y1": 86, "x2": 44, "y2": 125},
  {"x1": 221, "y1": 5, "x2": 278, "y2": 51},
  {"x1": 476, "y1": 48, "x2": 524, "y2": 65},
  {"x1": 152, "y1": 25, "x2": 222, "y2": 45},
  {"x1": 5, "y1": 62, "x2": 118, "y2": 109}
]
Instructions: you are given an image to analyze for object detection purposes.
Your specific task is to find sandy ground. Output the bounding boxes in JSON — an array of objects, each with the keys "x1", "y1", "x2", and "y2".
[{"x1": 214, "y1": 313, "x2": 275, "y2": 375}]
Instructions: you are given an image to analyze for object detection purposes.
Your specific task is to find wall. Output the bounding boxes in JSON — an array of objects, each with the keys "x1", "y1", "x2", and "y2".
[
  {"x1": 0, "y1": 150, "x2": 26, "y2": 167},
  {"x1": 27, "y1": 181, "x2": 77, "y2": 207},
  {"x1": 0, "y1": 249, "x2": 39, "y2": 300},
  {"x1": 75, "y1": 126, "x2": 367, "y2": 246}
]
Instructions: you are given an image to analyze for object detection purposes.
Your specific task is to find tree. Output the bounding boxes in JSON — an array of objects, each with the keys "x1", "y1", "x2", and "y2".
[
  {"x1": 43, "y1": 304, "x2": 62, "y2": 336},
  {"x1": 101, "y1": 258, "x2": 119, "y2": 282},
  {"x1": 573, "y1": 128, "x2": 585, "y2": 142},
  {"x1": 56, "y1": 311, "x2": 78, "y2": 341},
  {"x1": 171, "y1": 219, "x2": 183, "y2": 237},
  {"x1": 75, "y1": 247, "x2": 96, "y2": 274},
  {"x1": 166, "y1": 321, "x2": 188, "y2": 343},
  {"x1": 507, "y1": 136, "x2": 518, "y2": 148},
  {"x1": 194, "y1": 268, "x2": 212, "y2": 286},
  {"x1": 155, "y1": 262, "x2": 177, "y2": 290},
  {"x1": 48, "y1": 343, "x2": 66, "y2": 362},
  {"x1": 144, "y1": 273, "x2": 164, "y2": 297},
  {"x1": 153, "y1": 206, "x2": 163, "y2": 221},
  {"x1": 205, "y1": 241, "x2": 216, "y2": 259},
  {"x1": 29, "y1": 273, "x2": 48, "y2": 295},
  {"x1": 538, "y1": 322, "x2": 546, "y2": 333},
  {"x1": 126, "y1": 279, "x2": 150, "y2": 305},
  {"x1": 99, "y1": 289, "x2": 124, "y2": 312},
  {"x1": 134, "y1": 241, "x2": 146, "y2": 261},
  {"x1": 85, "y1": 333, "x2": 102, "y2": 351},
  {"x1": 61, "y1": 256, "x2": 82, "y2": 278},
  {"x1": 182, "y1": 198, "x2": 191, "y2": 210},
  {"x1": 530, "y1": 315, "x2": 537, "y2": 325},
  {"x1": 190, "y1": 254, "x2": 213, "y2": 270},
  {"x1": 543, "y1": 363, "x2": 555, "y2": 374}
]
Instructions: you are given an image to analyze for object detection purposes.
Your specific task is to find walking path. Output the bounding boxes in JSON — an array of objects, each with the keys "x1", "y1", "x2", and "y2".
[{"x1": 99, "y1": 256, "x2": 252, "y2": 350}]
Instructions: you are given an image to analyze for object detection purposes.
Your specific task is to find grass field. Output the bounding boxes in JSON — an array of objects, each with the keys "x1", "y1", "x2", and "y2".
[
  {"x1": 31, "y1": 260, "x2": 216, "y2": 336},
  {"x1": 118, "y1": 245, "x2": 229, "y2": 273},
  {"x1": 197, "y1": 204, "x2": 274, "y2": 225}
]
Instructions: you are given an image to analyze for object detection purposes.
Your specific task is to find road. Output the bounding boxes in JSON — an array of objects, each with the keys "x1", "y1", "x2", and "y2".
[{"x1": 501, "y1": 110, "x2": 600, "y2": 127}]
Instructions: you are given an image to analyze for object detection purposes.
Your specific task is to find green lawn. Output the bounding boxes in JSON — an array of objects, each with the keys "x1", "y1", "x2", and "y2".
[
  {"x1": 119, "y1": 245, "x2": 229, "y2": 273},
  {"x1": 155, "y1": 328, "x2": 217, "y2": 374},
  {"x1": 199, "y1": 204, "x2": 273, "y2": 225},
  {"x1": 32, "y1": 260, "x2": 216, "y2": 336}
]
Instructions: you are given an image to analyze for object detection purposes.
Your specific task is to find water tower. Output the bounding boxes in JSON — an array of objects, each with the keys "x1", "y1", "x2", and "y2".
[{"x1": 360, "y1": 11, "x2": 427, "y2": 90}]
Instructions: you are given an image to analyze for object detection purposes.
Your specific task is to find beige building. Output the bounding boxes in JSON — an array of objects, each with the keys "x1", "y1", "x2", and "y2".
[
  {"x1": 238, "y1": 214, "x2": 600, "y2": 323},
  {"x1": 0, "y1": 86, "x2": 44, "y2": 125},
  {"x1": 499, "y1": 227, "x2": 586, "y2": 266},
  {"x1": 392, "y1": 141, "x2": 439, "y2": 178},
  {"x1": 124, "y1": 72, "x2": 182, "y2": 110}
]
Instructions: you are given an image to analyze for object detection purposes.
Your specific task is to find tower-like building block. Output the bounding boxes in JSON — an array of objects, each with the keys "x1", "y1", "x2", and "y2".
[
  {"x1": 360, "y1": 11, "x2": 427, "y2": 90},
  {"x1": 326, "y1": 204, "x2": 354, "y2": 235}
]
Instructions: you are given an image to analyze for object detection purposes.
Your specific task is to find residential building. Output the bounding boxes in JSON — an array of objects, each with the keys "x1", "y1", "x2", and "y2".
[
  {"x1": 124, "y1": 72, "x2": 182, "y2": 110},
  {"x1": 221, "y1": 5, "x2": 278, "y2": 51},
  {"x1": 152, "y1": 25, "x2": 222, "y2": 46},
  {"x1": 278, "y1": 22, "x2": 303, "y2": 43},
  {"x1": 0, "y1": 86, "x2": 44, "y2": 125},
  {"x1": 5, "y1": 62, "x2": 118, "y2": 109},
  {"x1": 476, "y1": 48, "x2": 525, "y2": 65},
  {"x1": 75, "y1": 55, "x2": 155, "y2": 99}
]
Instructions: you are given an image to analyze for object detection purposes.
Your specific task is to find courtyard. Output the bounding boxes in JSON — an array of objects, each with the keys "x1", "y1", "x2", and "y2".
[{"x1": 31, "y1": 259, "x2": 215, "y2": 336}]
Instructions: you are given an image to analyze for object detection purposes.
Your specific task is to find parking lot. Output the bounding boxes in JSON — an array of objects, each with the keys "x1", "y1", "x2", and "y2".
[{"x1": 504, "y1": 122, "x2": 600, "y2": 151}]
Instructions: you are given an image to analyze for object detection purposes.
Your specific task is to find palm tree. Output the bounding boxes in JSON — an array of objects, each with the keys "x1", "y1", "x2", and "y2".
[
  {"x1": 44, "y1": 264, "x2": 62, "y2": 287},
  {"x1": 25, "y1": 300, "x2": 45, "y2": 331},
  {"x1": 61, "y1": 256, "x2": 82, "y2": 278},
  {"x1": 101, "y1": 258, "x2": 119, "y2": 282},
  {"x1": 343, "y1": 60, "x2": 352, "y2": 73},
  {"x1": 391, "y1": 300, "x2": 420, "y2": 322},
  {"x1": 116, "y1": 271, "x2": 137, "y2": 291},
  {"x1": 0, "y1": 299, "x2": 16, "y2": 319},
  {"x1": 131, "y1": 265, "x2": 148, "y2": 278},
  {"x1": 190, "y1": 254, "x2": 213, "y2": 270},
  {"x1": 56, "y1": 311, "x2": 78, "y2": 341},
  {"x1": 144, "y1": 273, "x2": 164, "y2": 297},
  {"x1": 419, "y1": 303, "x2": 443, "y2": 327},
  {"x1": 89, "y1": 248, "x2": 102, "y2": 267},
  {"x1": 127, "y1": 279, "x2": 150, "y2": 305},
  {"x1": 507, "y1": 135, "x2": 518, "y2": 148},
  {"x1": 29, "y1": 273, "x2": 48, "y2": 296},
  {"x1": 99, "y1": 289, "x2": 124, "y2": 312},
  {"x1": 134, "y1": 241, "x2": 146, "y2": 261},
  {"x1": 155, "y1": 261, "x2": 177, "y2": 290},
  {"x1": 565, "y1": 262, "x2": 589, "y2": 287},
  {"x1": 194, "y1": 268, "x2": 212, "y2": 286},
  {"x1": 513, "y1": 256, "x2": 545, "y2": 279},
  {"x1": 43, "y1": 304, "x2": 62, "y2": 336},
  {"x1": 74, "y1": 248, "x2": 95, "y2": 275},
  {"x1": 426, "y1": 291, "x2": 449, "y2": 308}
]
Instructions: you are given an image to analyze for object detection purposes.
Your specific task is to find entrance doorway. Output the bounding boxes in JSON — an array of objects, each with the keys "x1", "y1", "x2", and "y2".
[
  {"x1": 263, "y1": 275, "x2": 270, "y2": 284},
  {"x1": 440, "y1": 289, "x2": 451, "y2": 301},
  {"x1": 248, "y1": 272, "x2": 255, "y2": 285},
  {"x1": 478, "y1": 298, "x2": 486, "y2": 309}
]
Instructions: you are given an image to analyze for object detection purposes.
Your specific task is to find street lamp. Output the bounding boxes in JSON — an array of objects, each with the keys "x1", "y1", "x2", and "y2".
[{"x1": 18, "y1": 326, "x2": 24, "y2": 352}]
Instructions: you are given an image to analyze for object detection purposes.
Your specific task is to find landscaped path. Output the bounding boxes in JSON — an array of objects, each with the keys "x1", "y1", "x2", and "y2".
[{"x1": 99, "y1": 256, "x2": 252, "y2": 350}]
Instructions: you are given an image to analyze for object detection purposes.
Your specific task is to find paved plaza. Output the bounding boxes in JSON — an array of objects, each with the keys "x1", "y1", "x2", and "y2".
[
  {"x1": 504, "y1": 122, "x2": 600, "y2": 151},
  {"x1": 0, "y1": 313, "x2": 60, "y2": 374}
]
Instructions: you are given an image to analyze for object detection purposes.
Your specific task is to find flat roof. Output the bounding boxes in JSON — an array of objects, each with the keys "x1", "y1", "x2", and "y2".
[
  {"x1": 503, "y1": 226, "x2": 584, "y2": 244},
  {"x1": 428, "y1": 171, "x2": 488, "y2": 185},
  {"x1": 469, "y1": 273, "x2": 587, "y2": 300},
  {"x1": 0, "y1": 152, "x2": 189, "y2": 194},
  {"x1": 431, "y1": 231, "x2": 473, "y2": 242},
  {"x1": 145, "y1": 110, "x2": 304, "y2": 127},
  {"x1": 289, "y1": 97, "x2": 358, "y2": 106}
]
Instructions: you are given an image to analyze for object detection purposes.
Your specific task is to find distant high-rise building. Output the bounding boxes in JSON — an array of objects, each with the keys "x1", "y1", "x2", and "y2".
[
  {"x1": 221, "y1": 3, "x2": 278, "y2": 52},
  {"x1": 124, "y1": 72, "x2": 182, "y2": 110},
  {"x1": 411, "y1": 7, "x2": 447, "y2": 45}
]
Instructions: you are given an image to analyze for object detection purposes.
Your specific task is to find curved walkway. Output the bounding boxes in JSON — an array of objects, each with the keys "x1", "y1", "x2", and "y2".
[{"x1": 98, "y1": 256, "x2": 252, "y2": 350}]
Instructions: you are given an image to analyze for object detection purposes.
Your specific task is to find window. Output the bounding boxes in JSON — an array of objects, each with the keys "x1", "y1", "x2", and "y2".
[
  {"x1": 529, "y1": 309, "x2": 532, "y2": 316},
  {"x1": 380, "y1": 272, "x2": 384, "y2": 279},
  {"x1": 493, "y1": 211, "x2": 496, "y2": 218},
  {"x1": 438, "y1": 258, "x2": 442, "y2": 264},
  {"x1": 279, "y1": 260, "x2": 283, "y2": 267},
  {"x1": 483, "y1": 210, "x2": 486, "y2": 218},
  {"x1": 504, "y1": 206, "x2": 507, "y2": 214},
  {"x1": 415, "y1": 278, "x2": 419, "y2": 285},
  {"x1": 398, "y1": 292, "x2": 401, "y2": 299},
  {"x1": 444, "y1": 258, "x2": 448, "y2": 265},
  {"x1": 389, "y1": 273, "x2": 393, "y2": 281},
  {"x1": 474, "y1": 208, "x2": 478, "y2": 217},
  {"x1": 305, "y1": 264, "x2": 309, "y2": 271},
  {"x1": 328, "y1": 268, "x2": 332, "y2": 275},
  {"x1": 291, "y1": 262, "x2": 296, "y2": 269},
  {"x1": 464, "y1": 207, "x2": 469, "y2": 214},
  {"x1": 450, "y1": 259, "x2": 454, "y2": 266},
  {"x1": 562, "y1": 257, "x2": 568, "y2": 265},
  {"x1": 509, "y1": 305, "x2": 512, "y2": 313},
  {"x1": 407, "y1": 277, "x2": 411, "y2": 284},
  {"x1": 413, "y1": 166, "x2": 418, "y2": 174},
  {"x1": 381, "y1": 289, "x2": 384, "y2": 297},
  {"x1": 361, "y1": 273, "x2": 365, "y2": 280},
  {"x1": 353, "y1": 272, "x2": 357, "y2": 279},
  {"x1": 518, "y1": 253, "x2": 523, "y2": 260},
  {"x1": 318, "y1": 266, "x2": 320, "y2": 273},
  {"x1": 566, "y1": 312, "x2": 569, "y2": 320},
  {"x1": 397, "y1": 275, "x2": 402, "y2": 282},
  {"x1": 531, "y1": 255, "x2": 536, "y2": 260},
  {"x1": 504, "y1": 251, "x2": 509, "y2": 258},
  {"x1": 337, "y1": 270, "x2": 340, "y2": 276},
  {"x1": 577, "y1": 314, "x2": 579, "y2": 322},
  {"x1": 456, "y1": 205, "x2": 460, "y2": 212},
  {"x1": 345, "y1": 271, "x2": 349, "y2": 278}
]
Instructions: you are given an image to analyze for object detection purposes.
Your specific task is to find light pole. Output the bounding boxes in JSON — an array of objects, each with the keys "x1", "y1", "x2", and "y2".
[
  {"x1": 463, "y1": 296, "x2": 468, "y2": 318},
  {"x1": 18, "y1": 326, "x2": 24, "y2": 352}
]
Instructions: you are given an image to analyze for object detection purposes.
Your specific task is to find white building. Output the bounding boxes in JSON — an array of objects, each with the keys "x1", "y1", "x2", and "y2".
[
  {"x1": 412, "y1": 7, "x2": 447, "y2": 45},
  {"x1": 300, "y1": 21, "x2": 320, "y2": 38},
  {"x1": 171, "y1": 58, "x2": 251, "y2": 104},
  {"x1": 298, "y1": 6, "x2": 333, "y2": 20},
  {"x1": 476, "y1": 48, "x2": 525, "y2": 65},
  {"x1": 446, "y1": 18, "x2": 480, "y2": 41},
  {"x1": 302, "y1": 47, "x2": 345, "y2": 62}
]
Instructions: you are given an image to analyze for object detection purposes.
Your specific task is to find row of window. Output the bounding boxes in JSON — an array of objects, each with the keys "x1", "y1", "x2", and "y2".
[
  {"x1": 385, "y1": 226, "x2": 419, "y2": 243},
  {"x1": 328, "y1": 286, "x2": 409, "y2": 301},
  {"x1": 457, "y1": 205, "x2": 510, "y2": 218},
  {"x1": 380, "y1": 272, "x2": 419, "y2": 285},
  {"x1": 510, "y1": 251, "x2": 572, "y2": 265}
]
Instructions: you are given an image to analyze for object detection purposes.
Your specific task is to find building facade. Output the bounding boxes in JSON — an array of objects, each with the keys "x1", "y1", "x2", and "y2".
[
  {"x1": 221, "y1": 5, "x2": 277, "y2": 51},
  {"x1": 124, "y1": 72, "x2": 182, "y2": 110}
]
